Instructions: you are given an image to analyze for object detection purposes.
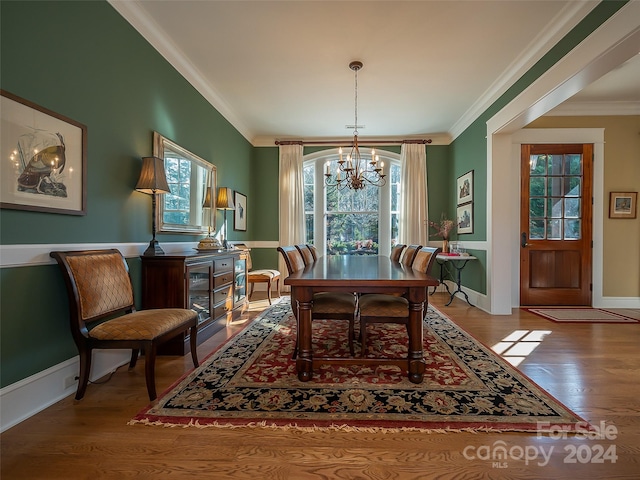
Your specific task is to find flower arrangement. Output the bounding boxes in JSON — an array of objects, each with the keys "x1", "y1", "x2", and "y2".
[{"x1": 428, "y1": 215, "x2": 455, "y2": 240}]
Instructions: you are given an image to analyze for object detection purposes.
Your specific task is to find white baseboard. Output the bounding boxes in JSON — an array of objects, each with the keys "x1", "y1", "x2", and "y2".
[
  {"x1": 0, "y1": 350, "x2": 131, "y2": 433},
  {"x1": 595, "y1": 297, "x2": 640, "y2": 309}
]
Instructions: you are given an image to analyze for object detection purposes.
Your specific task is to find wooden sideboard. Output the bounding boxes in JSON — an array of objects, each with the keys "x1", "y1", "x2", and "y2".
[{"x1": 141, "y1": 250, "x2": 247, "y2": 355}]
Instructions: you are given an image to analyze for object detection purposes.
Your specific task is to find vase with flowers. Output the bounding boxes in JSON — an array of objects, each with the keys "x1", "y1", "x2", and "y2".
[{"x1": 428, "y1": 214, "x2": 455, "y2": 253}]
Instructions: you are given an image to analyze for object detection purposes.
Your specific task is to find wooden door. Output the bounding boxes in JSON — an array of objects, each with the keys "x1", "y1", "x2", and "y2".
[{"x1": 520, "y1": 144, "x2": 593, "y2": 306}]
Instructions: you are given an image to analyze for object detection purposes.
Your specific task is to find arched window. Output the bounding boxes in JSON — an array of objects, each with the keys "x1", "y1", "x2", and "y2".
[{"x1": 303, "y1": 148, "x2": 401, "y2": 257}]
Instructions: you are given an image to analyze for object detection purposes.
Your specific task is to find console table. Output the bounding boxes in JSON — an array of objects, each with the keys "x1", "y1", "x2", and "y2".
[
  {"x1": 432, "y1": 254, "x2": 477, "y2": 307},
  {"x1": 141, "y1": 250, "x2": 247, "y2": 355}
]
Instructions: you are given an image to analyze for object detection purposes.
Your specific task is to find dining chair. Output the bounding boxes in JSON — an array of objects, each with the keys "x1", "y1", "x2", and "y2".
[
  {"x1": 400, "y1": 244, "x2": 422, "y2": 267},
  {"x1": 306, "y1": 244, "x2": 318, "y2": 261},
  {"x1": 246, "y1": 250, "x2": 281, "y2": 305},
  {"x1": 357, "y1": 246, "x2": 441, "y2": 357},
  {"x1": 390, "y1": 244, "x2": 406, "y2": 262},
  {"x1": 277, "y1": 246, "x2": 357, "y2": 357},
  {"x1": 294, "y1": 244, "x2": 315, "y2": 266},
  {"x1": 49, "y1": 249, "x2": 199, "y2": 400}
]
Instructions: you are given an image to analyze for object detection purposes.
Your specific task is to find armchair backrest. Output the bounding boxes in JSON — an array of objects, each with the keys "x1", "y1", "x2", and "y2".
[
  {"x1": 277, "y1": 246, "x2": 306, "y2": 274},
  {"x1": 390, "y1": 244, "x2": 406, "y2": 262},
  {"x1": 400, "y1": 244, "x2": 422, "y2": 267},
  {"x1": 50, "y1": 249, "x2": 135, "y2": 340},
  {"x1": 411, "y1": 246, "x2": 442, "y2": 275},
  {"x1": 295, "y1": 244, "x2": 315, "y2": 266}
]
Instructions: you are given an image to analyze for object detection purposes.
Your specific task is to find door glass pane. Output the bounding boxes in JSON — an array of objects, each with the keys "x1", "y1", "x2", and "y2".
[
  {"x1": 530, "y1": 219, "x2": 545, "y2": 239},
  {"x1": 530, "y1": 198, "x2": 545, "y2": 217},
  {"x1": 530, "y1": 155, "x2": 546, "y2": 175},
  {"x1": 548, "y1": 155, "x2": 563, "y2": 175},
  {"x1": 564, "y1": 198, "x2": 580, "y2": 218},
  {"x1": 564, "y1": 154, "x2": 582, "y2": 175},
  {"x1": 547, "y1": 177, "x2": 563, "y2": 196},
  {"x1": 530, "y1": 177, "x2": 545, "y2": 196},
  {"x1": 547, "y1": 198, "x2": 562, "y2": 218},
  {"x1": 564, "y1": 219, "x2": 581, "y2": 239},
  {"x1": 564, "y1": 177, "x2": 581, "y2": 196},
  {"x1": 529, "y1": 151, "x2": 583, "y2": 242},
  {"x1": 547, "y1": 219, "x2": 562, "y2": 240}
]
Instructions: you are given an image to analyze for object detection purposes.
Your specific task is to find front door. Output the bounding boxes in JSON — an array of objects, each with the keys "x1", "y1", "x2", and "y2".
[{"x1": 520, "y1": 144, "x2": 593, "y2": 306}]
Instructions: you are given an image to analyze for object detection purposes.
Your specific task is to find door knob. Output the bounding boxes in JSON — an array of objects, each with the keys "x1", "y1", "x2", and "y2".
[{"x1": 521, "y1": 232, "x2": 529, "y2": 248}]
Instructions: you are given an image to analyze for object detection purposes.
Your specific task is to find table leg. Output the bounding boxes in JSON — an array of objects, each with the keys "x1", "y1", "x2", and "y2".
[
  {"x1": 445, "y1": 260, "x2": 474, "y2": 307},
  {"x1": 295, "y1": 288, "x2": 313, "y2": 381},
  {"x1": 407, "y1": 290, "x2": 426, "y2": 383},
  {"x1": 430, "y1": 259, "x2": 451, "y2": 296}
]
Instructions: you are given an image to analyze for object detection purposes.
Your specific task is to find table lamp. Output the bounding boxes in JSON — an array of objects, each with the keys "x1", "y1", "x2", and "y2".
[
  {"x1": 216, "y1": 187, "x2": 235, "y2": 249},
  {"x1": 135, "y1": 156, "x2": 170, "y2": 256}
]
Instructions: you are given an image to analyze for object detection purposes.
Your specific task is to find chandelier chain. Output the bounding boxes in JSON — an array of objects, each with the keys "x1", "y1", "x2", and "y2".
[{"x1": 324, "y1": 61, "x2": 386, "y2": 191}]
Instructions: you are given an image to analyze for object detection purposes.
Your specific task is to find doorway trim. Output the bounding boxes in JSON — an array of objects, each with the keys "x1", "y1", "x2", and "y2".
[
  {"x1": 513, "y1": 130, "x2": 604, "y2": 308},
  {"x1": 484, "y1": 2, "x2": 639, "y2": 314}
]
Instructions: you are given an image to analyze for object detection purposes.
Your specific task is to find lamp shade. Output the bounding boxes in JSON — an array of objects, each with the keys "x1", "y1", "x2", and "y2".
[
  {"x1": 202, "y1": 186, "x2": 213, "y2": 208},
  {"x1": 216, "y1": 187, "x2": 235, "y2": 210},
  {"x1": 135, "y1": 156, "x2": 170, "y2": 194}
]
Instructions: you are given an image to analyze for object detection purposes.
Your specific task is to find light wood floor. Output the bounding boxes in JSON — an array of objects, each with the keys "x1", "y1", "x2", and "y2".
[{"x1": 2, "y1": 292, "x2": 639, "y2": 479}]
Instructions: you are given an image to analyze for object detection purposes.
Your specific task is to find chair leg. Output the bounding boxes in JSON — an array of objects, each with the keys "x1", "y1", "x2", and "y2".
[
  {"x1": 75, "y1": 347, "x2": 92, "y2": 400},
  {"x1": 348, "y1": 319, "x2": 355, "y2": 357},
  {"x1": 360, "y1": 319, "x2": 368, "y2": 358},
  {"x1": 144, "y1": 343, "x2": 157, "y2": 401},
  {"x1": 189, "y1": 325, "x2": 199, "y2": 367},
  {"x1": 266, "y1": 279, "x2": 272, "y2": 304},
  {"x1": 249, "y1": 282, "x2": 255, "y2": 299},
  {"x1": 129, "y1": 349, "x2": 139, "y2": 368}
]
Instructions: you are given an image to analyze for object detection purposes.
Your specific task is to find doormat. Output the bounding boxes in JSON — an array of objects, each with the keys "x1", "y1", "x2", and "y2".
[
  {"x1": 129, "y1": 300, "x2": 586, "y2": 433},
  {"x1": 527, "y1": 308, "x2": 640, "y2": 324}
]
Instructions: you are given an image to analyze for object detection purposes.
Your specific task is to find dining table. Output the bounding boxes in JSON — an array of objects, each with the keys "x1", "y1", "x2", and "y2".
[{"x1": 284, "y1": 254, "x2": 439, "y2": 384}]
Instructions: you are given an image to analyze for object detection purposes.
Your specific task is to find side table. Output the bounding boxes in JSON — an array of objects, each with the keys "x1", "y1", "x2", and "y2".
[{"x1": 432, "y1": 254, "x2": 477, "y2": 306}]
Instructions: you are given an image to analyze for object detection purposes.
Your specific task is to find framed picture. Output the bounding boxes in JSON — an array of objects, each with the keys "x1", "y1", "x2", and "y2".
[
  {"x1": 234, "y1": 191, "x2": 247, "y2": 231},
  {"x1": 457, "y1": 202, "x2": 473, "y2": 234},
  {"x1": 609, "y1": 191, "x2": 637, "y2": 219},
  {"x1": 456, "y1": 170, "x2": 473, "y2": 205},
  {"x1": 0, "y1": 90, "x2": 87, "y2": 215}
]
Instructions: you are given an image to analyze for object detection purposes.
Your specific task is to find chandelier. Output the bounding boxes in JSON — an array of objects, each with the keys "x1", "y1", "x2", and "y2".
[{"x1": 324, "y1": 61, "x2": 386, "y2": 191}]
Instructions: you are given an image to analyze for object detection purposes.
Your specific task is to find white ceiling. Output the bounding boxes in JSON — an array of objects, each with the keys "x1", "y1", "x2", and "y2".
[{"x1": 110, "y1": 1, "x2": 640, "y2": 146}]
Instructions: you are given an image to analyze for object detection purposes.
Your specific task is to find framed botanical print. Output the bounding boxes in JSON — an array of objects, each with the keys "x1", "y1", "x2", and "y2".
[
  {"x1": 0, "y1": 90, "x2": 87, "y2": 215},
  {"x1": 234, "y1": 191, "x2": 247, "y2": 231}
]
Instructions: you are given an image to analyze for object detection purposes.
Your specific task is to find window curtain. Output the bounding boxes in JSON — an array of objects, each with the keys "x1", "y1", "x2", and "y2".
[
  {"x1": 399, "y1": 143, "x2": 429, "y2": 246},
  {"x1": 278, "y1": 144, "x2": 305, "y2": 290}
]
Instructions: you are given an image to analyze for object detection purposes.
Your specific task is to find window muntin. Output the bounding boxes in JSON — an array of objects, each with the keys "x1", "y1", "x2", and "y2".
[
  {"x1": 529, "y1": 153, "x2": 583, "y2": 240},
  {"x1": 304, "y1": 150, "x2": 400, "y2": 256}
]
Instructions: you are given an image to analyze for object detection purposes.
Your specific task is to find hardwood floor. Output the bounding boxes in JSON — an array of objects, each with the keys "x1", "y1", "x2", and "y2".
[{"x1": 2, "y1": 292, "x2": 639, "y2": 479}]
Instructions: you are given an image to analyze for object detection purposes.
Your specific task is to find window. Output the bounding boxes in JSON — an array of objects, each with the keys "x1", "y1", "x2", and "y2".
[{"x1": 304, "y1": 149, "x2": 401, "y2": 257}]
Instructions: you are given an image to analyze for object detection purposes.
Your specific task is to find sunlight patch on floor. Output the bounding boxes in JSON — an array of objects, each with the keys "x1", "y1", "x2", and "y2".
[{"x1": 492, "y1": 329, "x2": 552, "y2": 367}]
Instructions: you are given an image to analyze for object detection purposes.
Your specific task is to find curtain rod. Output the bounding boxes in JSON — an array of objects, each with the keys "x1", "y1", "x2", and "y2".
[{"x1": 275, "y1": 139, "x2": 432, "y2": 146}]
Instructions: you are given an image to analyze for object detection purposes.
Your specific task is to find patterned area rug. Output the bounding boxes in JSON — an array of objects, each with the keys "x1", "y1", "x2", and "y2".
[
  {"x1": 527, "y1": 308, "x2": 640, "y2": 324},
  {"x1": 130, "y1": 299, "x2": 585, "y2": 432}
]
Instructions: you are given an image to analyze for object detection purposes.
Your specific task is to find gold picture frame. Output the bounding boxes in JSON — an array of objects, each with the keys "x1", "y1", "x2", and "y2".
[{"x1": 0, "y1": 90, "x2": 87, "y2": 215}]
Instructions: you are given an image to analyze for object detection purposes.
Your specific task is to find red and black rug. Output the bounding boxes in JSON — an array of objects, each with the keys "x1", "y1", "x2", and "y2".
[{"x1": 130, "y1": 299, "x2": 585, "y2": 432}]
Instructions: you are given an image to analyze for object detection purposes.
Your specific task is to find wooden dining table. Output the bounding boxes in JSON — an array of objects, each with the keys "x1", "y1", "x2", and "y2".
[{"x1": 284, "y1": 254, "x2": 439, "y2": 384}]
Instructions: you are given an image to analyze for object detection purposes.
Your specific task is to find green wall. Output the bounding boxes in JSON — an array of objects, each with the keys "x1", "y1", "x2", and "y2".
[
  {"x1": 0, "y1": 1, "x2": 252, "y2": 387},
  {"x1": 0, "y1": 0, "x2": 626, "y2": 388},
  {"x1": 446, "y1": 1, "x2": 626, "y2": 291}
]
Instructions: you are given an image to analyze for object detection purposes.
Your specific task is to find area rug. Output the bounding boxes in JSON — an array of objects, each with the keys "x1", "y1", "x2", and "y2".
[
  {"x1": 527, "y1": 307, "x2": 640, "y2": 324},
  {"x1": 130, "y1": 300, "x2": 585, "y2": 433}
]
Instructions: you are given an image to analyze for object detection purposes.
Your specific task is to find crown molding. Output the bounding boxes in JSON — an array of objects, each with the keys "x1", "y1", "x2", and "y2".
[
  {"x1": 449, "y1": 1, "x2": 598, "y2": 140},
  {"x1": 546, "y1": 101, "x2": 640, "y2": 116},
  {"x1": 108, "y1": 0, "x2": 254, "y2": 143}
]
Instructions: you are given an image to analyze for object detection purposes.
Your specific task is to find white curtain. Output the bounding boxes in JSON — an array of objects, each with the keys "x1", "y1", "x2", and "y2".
[
  {"x1": 399, "y1": 143, "x2": 429, "y2": 246},
  {"x1": 278, "y1": 144, "x2": 305, "y2": 289}
]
